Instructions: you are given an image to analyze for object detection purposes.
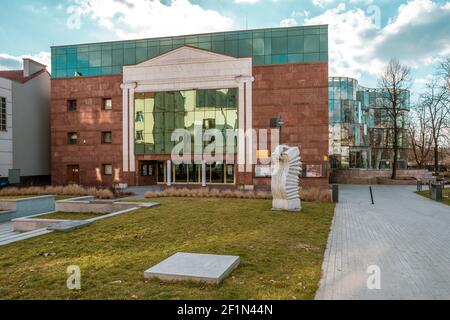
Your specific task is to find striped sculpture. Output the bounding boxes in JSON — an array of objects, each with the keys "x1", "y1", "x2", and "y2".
[{"x1": 271, "y1": 145, "x2": 302, "y2": 212}]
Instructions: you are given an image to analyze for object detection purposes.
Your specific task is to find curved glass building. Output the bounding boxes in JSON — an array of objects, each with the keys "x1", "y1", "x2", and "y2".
[{"x1": 329, "y1": 77, "x2": 410, "y2": 170}]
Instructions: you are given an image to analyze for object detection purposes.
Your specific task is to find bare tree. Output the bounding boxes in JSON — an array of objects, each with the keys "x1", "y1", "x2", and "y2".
[
  {"x1": 408, "y1": 102, "x2": 432, "y2": 168},
  {"x1": 422, "y1": 76, "x2": 450, "y2": 174},
  {"x1": 377, "y1": 59, "x2": 411, "y2": 179},
  {"x1": 438, "y1": 58, "x2": 450, "y2": 89}
]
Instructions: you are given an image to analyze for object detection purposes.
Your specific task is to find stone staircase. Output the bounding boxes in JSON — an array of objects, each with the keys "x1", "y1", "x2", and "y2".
[{"x1": 0, "y1": 222, "x2": 50, "y2": 246}]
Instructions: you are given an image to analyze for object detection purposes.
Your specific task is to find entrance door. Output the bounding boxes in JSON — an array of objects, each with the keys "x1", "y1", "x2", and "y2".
[
  {"x1": 66, "y1": 165, "x2": 80, "y2": 185},
  {"x1": 139, "y1": 161, "x2": 157, "y2": 185}
]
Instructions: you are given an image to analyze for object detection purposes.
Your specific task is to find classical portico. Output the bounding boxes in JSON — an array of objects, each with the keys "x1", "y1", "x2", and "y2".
[{"x1": 121, "y1": 46, "x2": 254, "y2": 186}]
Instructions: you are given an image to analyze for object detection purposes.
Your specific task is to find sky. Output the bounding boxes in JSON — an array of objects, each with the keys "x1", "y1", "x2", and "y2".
[{"x1": 0, "y1": 0, "x2": 449, "y2": 99}]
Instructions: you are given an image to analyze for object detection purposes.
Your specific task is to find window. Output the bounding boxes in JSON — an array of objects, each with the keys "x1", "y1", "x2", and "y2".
[
  {"x1": 135, "y1": 111, "x2": 144, "y2": 122},
  {"x1": 141, "y1": 163, "x2": 153, "y2": 177},
  {"x1": 0, "y1": 97, "x2": 6, "y2": 131},
  {"x1": 68, "y1": 132, "x2": 78, "y2": 145},
  {"x1": 103, "y1": 98, "x2": 112, "y2": 110},
  {"x1": 103, "y1": 164, "x2": 113, "y2": 176},
  {"x1": 67, "y1": 100, "x2": 77, "y2": 112},
  {"x1": 136, "y1": 130, "x2": 144, "y2": 142},
  {"x1": 102, "y1": 131, "x2": 112, "y2": 144}
]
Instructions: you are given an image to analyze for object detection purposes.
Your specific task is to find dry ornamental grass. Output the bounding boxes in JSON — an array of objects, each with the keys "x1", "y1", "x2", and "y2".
[
  {"x1": 0, "y1": 185, "x2": 114, "y2": 199},
  {"x1": 145, "y1": 187, "x2": 332, "y2": 202}
]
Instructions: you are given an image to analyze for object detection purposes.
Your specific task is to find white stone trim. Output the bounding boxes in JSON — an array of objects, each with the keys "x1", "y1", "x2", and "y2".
[
  {"x1": 122, "y1": 46, "x2": 253, "y2": 175},
  {"x1": 120, "y1": 82, "x2": 137, "y2": 172},
  {"x1": 121, "y1": 86, "x2": 129, "y2": 172},
  {"x1": 128, "y1": 87, "x2": 136, "y2": 173},
  {"x1": 238, "y1": 82, "x2": 246, "y2": 173},
  {"x1": 245, "y1": 81, "x2": 253, "y2": 173}
]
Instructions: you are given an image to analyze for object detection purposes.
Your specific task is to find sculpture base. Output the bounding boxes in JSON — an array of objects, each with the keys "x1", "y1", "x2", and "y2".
[{"x1": 272, "y1": 199, "x2": 302, "y2": 212}]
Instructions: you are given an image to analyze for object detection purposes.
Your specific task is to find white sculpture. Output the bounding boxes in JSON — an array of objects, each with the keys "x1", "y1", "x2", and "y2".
[{"x1": 271, "y1": 145, "x2": 302, "y2": 212}]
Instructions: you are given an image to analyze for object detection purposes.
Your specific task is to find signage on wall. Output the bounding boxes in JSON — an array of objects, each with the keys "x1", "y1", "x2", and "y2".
[
  {"x1": 255, "y1": 165, "x2": 272, "y2": 178},
  {"x1": 305, "y1": 164, "x2": 323, "y2": 178}
]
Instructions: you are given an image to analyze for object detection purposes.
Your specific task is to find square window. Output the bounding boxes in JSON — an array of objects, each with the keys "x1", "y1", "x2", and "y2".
[
  {"x1": 103, "y1": 98, "x2": 112, "y2": 110},
  {"x1": 68, "y1": 132, "x2": 78, "y2": 145},
  {"x1": 304, "y1": 35, "x2": 320, "y2": 53},
  {"x1": 102, "y1": 131, "x2": 112, "y2": 144},
  {"x1": 67, "y1": 100, "x2": 77, "y2": 112},
  {"x1": 89, "y1": 51, "x2": 101, "y2": 67},
  {"x1": 103, "y1": 164, "x2": 113, "y2": 176},
  {"x1": 288, "y1": 36, "x2": 304, "y2": 54},
  {"x1": 272, "y1": 37, "x2": 287, "y2": 55}
]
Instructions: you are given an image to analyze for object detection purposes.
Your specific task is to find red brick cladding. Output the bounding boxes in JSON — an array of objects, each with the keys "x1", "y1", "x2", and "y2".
[
  {"x1": 251, "y1": 63, "x2": 329, "y2": 188},
  {"x1": 51, "y1": 75, "x2": 126, "y2": 186}
]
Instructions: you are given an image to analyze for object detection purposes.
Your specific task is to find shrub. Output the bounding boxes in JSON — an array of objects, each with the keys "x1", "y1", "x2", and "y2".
[
  {"x1": 0, "y1": 185, "x2": 114, "y2": 199},
  {"x1": 144, "y1": 187, "x2": 332, "y2": 202}
]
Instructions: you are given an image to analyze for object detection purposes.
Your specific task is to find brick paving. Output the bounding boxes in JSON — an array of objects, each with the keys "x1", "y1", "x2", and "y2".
[{"x1": 316, "y1": 185, "x2": 450, "y2": 300}]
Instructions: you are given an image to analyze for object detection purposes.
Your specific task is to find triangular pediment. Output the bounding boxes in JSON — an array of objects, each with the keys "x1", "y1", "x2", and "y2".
[{"x1": 132, "y1": 46, "x2": 244, "y2": 67}]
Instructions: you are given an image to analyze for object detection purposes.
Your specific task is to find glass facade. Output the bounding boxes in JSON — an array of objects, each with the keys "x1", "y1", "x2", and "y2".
[
  {"x1": 51, "y1": 25, "x2": 328, "y2": 78},
  {"x1": 329, "y1": 77, "x2": 410, "y2": 170},
  {"x1": 134, "y1": 89, "x2": 238, "y2": 155}
]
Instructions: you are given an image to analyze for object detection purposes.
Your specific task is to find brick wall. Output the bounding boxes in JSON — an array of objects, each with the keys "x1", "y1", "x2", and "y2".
[
  {"x1": 251, "y1": 63, "x2": 329, "y2": 188},
  {"x1": 51, "y1": 75, "x2": 124, "y2": 186}
]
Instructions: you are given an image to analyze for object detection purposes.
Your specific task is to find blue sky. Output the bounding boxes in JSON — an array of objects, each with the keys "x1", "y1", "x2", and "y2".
[{"x1": 0, "y1": 0, "x2": 449, "y2": 98}]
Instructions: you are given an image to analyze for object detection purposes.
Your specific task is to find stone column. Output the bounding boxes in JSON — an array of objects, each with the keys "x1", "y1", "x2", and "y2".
[
  {"x1": 202, "y1": 160, "x2": 207, "y2": 187},
  {"x1": 121, "y1": 85, "x2": 129, "y2": 172},
  {"x1": 167, "y1": 160, "x2": 172, "y2": 187},
  {"x1": 128, "y1": 86, "x2": 136, "y2": 172},
  {"x1": 245, "y1": 80, "x2": 253, "y2": 173},
  {"x1": 237, "y1": 81, "x2": 246, "y2": 173},
  {"x1": 120, "y1": 82, "x2": 137, "y2": 173}
]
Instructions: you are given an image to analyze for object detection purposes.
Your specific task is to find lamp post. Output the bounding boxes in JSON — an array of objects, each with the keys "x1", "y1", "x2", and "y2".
[{"x1": 270, "y1": 116, "x2": 285, "y2": 145}]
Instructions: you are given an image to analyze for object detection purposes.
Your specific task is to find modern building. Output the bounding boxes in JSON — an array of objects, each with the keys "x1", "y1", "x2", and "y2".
[
  {"x1": 0, "y1": 59, "x2": 51, "y2": 184},
  {"x1": 51, "y1": 25, "x2": 329, "y2": 189},
  {"x1": 329, "y1": 76, "x2": 410, "y2": 170}
]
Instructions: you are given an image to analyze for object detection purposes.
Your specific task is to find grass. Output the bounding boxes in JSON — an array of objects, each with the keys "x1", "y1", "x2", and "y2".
[
  {"x1": 416, "y1": 187, "x2": 450, "y2": 206},
  {"x1": 0, "y1": 195, "x2": 82, "y2": 201},
  {"x1": 34, "y1": 212, "x2": 106, "y2": 221},
  {"x1": 143, "y1": 187, "x2": 332, "y2": 203},
  {"x1": 0, "y1": 185, "x2": 114, "y2": 199},
  {"x1": 0, "y1": 198, "x2": 334, "y2": 300}
]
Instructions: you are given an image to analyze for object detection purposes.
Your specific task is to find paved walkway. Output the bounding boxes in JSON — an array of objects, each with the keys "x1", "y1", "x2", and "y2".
[{"x1": 316, "y1": 185, "x2": 450, "y2": 300}]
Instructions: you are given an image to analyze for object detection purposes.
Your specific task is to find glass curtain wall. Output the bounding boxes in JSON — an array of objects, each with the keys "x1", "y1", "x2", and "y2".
[
  {"x1": 329, "y1": 77, "x2": 410, "y2": 170},
  {"x1": 51, "y1": 26, "x2": 328, "y2": 78},
  {"x1": 135, "y1": 89, "x2": 238, "y2": 185},
  {"x1": 358, "y1": 87, "x2": 410, "y2": 169},
  {"x1": 134, "y1": 89, "x2": 238, "y2": 154},
  {"x1": 328, "y1": 77, "x2": 370, "y2": 169}
]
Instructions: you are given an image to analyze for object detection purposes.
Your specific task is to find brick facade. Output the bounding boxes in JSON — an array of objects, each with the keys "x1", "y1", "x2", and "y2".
[
  {"x1": 51, "y1": 63, "x2": 329, "y2": 188},
  {"x1": 251, "y1": 63, "x2": 329, "y2": 188},
  {"x1": 51, "y1": 75, "x2": 124, "y2": 186}
]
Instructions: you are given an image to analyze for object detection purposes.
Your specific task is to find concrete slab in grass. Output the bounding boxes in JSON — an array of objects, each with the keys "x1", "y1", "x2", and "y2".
[
  {"x1": 144, "y1": 252, "x2": 240, "y2": 285},
  {"x1": 47, "y1": 220, "x2": 92, "y2": 232}
]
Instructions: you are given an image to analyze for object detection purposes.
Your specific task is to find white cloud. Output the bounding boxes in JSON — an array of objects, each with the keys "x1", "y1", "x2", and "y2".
[
  {"x1": 304, "y1": 0, "x2": 450, "y2": 79},
  {"x1": 292, "y1": 10, "x2": 310, "y2": 18},
  {"x1": 312, "y1": 0, "x2": 336, "y2": 8},
  {"x1": 67, "y1": 0, "x2": 234, "y2": 39},
  {"x1": 0, "y1": 52, "x2": 51, "y2": 72},
  {"x1": 280, "y1": 18, "x2": 298, "y2": 27}
]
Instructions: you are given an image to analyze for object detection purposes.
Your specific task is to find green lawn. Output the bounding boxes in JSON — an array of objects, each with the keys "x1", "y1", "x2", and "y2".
[
  {"x1": 416, "y1": 188, "x2": 450, "y2": 206},
  {"x1": 35, "y1": 212, "x2": 106, "y2": 221},
  {"x1": 0, "y1": 198, "x2": 335, "y2": 300}
]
